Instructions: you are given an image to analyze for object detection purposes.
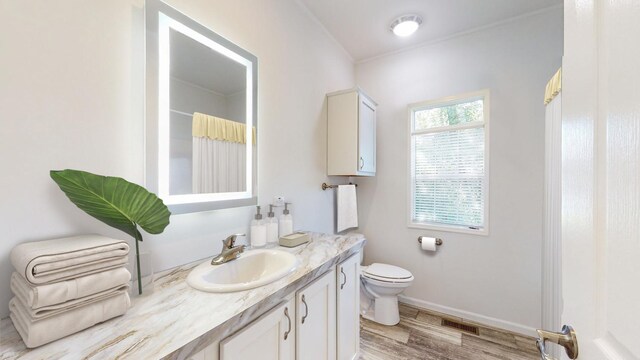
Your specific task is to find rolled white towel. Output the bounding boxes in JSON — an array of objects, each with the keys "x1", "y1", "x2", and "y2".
[
  {"x1": 10, "y1": 235, "x2": 129, "y2": 285},
  {"x1": 11, "y1": 268, "x2": 131, "y2": 310},
  {"x1": 9, "y1": 292, "x2": 131, "y2": 348}
]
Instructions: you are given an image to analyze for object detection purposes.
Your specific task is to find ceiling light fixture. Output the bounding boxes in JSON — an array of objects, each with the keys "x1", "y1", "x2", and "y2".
[{"x1": 390, "y1": 15, "x2": 422, "y2": 37}]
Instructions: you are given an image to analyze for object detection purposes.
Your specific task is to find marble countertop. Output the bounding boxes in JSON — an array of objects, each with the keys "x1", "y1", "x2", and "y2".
[{"x1": 0, "y1": 232, "x2": 365, "y2": 360}]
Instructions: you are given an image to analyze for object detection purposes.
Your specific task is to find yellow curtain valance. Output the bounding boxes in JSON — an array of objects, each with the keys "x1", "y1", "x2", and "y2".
[
  {"x1": 192, "y1": 112, "x2": 256, "y2": 145},
  {"x1": 544, "y1": 68, "x2": 562, "y2": 105}
]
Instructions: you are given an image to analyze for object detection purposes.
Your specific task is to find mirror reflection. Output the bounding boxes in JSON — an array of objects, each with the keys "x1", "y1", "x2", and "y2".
[
  {"x1": 169, "y1": 29, "x2": 250, "y2": 195},
  {"x1": 146, "y1": 0, "x2": 258, "y2": 213}
]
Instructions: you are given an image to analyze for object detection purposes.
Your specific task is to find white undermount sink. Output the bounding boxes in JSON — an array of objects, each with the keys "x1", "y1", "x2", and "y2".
[{"x1": 187, "y1": 249, "x2": 299, "y2": 293}]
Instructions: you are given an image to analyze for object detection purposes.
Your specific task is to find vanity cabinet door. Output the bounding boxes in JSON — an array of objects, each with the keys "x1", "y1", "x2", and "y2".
[
  {"x1": 220, "y1": 297, "x2": 295, "y2": 360},
  {"x1": 296, "y1": 269, "x2": 337, "y2": 360},
  {"x1": 336, "y1": 254, "x2": 360, "y2": 360}
]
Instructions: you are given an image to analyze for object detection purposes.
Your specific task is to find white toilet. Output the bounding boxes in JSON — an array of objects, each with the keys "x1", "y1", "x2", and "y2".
[{"x1": 360, "y1": 260, "x2": 414, "y2": 326}]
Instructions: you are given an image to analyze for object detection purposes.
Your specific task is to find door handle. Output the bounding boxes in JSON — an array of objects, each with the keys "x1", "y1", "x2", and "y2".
[
  {"x1": 301, "y1": 295, "x2": 309, "y2": 324},
  {"x1": 536, "y1": 325, "x2": 579, "y2": 360},
  {"x1": 283, "y1": 307, "x2": 291, "y2": 340}
]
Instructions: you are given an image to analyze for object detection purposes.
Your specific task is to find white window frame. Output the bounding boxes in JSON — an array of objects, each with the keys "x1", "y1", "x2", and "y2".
[{"x1": 407, "y1": 89, "x2": 490, "y2": 235}]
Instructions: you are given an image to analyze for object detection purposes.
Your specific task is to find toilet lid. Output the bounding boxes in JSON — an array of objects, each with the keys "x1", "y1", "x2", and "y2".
[{"x1": 363, "y1": 263, "x2": 413, "y2": 282}]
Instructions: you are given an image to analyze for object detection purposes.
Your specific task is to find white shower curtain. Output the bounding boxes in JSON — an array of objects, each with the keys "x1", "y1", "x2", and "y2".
[
  {"x1": 192, "y1": 137, "x2": 246, "y2": 193},
  {"x1": 191, "y1": 112, "x2": 254, "y2": 194}
]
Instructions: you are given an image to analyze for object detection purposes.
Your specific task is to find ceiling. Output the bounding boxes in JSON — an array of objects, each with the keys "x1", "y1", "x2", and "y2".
[{"x1": 298, "y1": 0, "x2": 562, "y2": 62}]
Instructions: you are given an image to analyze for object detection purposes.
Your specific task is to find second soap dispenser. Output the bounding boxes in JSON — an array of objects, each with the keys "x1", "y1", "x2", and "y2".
[
  {"x1": 266, "y1": 205, "x2": 279, "y2": 247},
  {"x1": 278, "y1": 203, "x2": 293, "y2": 237},
  {"x1": 251, "y1": 206, "x2": 266, "y2": 248}
]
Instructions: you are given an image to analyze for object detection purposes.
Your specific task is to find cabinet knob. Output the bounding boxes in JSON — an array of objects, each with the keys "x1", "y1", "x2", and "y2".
[{"x1": 359, "y1": 157, "x2": 364, "y2": 170}]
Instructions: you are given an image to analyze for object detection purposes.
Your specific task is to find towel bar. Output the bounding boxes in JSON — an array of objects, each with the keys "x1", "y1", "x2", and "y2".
[{"x1": 321, "y1": 182, "x2": 358, "y2": 190}]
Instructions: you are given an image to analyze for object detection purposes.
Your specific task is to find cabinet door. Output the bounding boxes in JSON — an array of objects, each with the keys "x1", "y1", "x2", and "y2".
[
  {"x1": 220, "y1": 298, "x2": 295, "y2": 360},
  {"x1": 336, "y1": 254, "x2": 360, "y2": 360},
  {"x1": 188, "y1": 350, "x2": 205, "y2": 360},
  {"x1": 358, "y1": 95, "x2": 376, "y2": 174},
  {"x1": 296, "y1": 269, "x2": 336, "y2": 360}
]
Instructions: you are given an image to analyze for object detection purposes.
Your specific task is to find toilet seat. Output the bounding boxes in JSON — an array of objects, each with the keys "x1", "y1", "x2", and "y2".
[{"x1": 362, "y1": 263, "x2": 414, "y2": 283}]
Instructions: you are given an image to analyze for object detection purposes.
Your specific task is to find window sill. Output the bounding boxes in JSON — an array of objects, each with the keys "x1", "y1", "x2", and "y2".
[{"x1": 407, "y1": 222, "x2": 489, "y2": 236}]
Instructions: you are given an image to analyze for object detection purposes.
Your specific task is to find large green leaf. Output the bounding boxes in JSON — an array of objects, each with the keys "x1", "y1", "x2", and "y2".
[{"x1": 50, "y1": 169, "x2": 171, "y2": 241}]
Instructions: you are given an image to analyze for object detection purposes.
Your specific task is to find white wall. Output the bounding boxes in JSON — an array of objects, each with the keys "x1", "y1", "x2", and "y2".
[
  {"x1": 0, "y1": 0, "x2": 354, "y2": 318},
  {"x1": 354, "y1": 8, "x2": 563, "y2": 334}
]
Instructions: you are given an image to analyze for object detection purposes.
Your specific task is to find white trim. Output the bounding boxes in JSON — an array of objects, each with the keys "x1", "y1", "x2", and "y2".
[
  {"x1": 594, "y1": 335, "x2": 637, "y2": 360},
  {"x1": 407, "y1": 222, "x2": 487, "y2": 236},
  {"x1": 398, "y1": 295, "x2": 537, "y2": 337},
  {"x1": 406, "y1": 89, "x2": 490, "y2": 236},
  {"x1": 409, "y1": 91, "x2": 486, "y2": 111}
]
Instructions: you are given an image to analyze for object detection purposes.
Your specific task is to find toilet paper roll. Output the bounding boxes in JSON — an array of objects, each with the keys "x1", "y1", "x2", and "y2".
[{"x1": 419, "y1": 236, "x2": 438, "y2": 251}]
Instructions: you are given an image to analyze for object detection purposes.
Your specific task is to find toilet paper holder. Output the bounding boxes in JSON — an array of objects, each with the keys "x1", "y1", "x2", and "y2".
[{"x1": 418, "y1": 237, "x2": 443, "y2": 246}]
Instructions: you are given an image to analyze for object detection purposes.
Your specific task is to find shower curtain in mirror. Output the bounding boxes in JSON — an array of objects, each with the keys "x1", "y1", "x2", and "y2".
[{"x1": 192, "y1": 112, "x2": 255, "y2": 193}]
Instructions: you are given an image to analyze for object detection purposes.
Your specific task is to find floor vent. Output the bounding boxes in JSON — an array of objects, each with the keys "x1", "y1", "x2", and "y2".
[{"x1": 441, "y1": 319, "x2": 480, "y2": 335}]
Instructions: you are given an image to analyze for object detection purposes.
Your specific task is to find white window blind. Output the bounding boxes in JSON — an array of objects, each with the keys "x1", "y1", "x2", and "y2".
[{"x1": 409, "y1": 91, "x2": 488, "y2": 232}]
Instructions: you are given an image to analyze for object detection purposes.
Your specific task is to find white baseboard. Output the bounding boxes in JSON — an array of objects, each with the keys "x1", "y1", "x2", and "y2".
[{"x1": 398, "y1": 295, "x2": 538, "y2": 337}]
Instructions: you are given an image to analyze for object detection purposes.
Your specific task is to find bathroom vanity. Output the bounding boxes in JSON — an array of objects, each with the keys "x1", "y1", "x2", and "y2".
[{"x1": 0, "y1": 233, "x2": 364, "y2": 360}]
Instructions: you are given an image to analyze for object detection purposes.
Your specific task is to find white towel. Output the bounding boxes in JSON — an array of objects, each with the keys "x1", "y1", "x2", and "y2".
[
  {"x1": 11, "y1": 268, "x2": 131, "y2": 310},
  {"x1": 337, "y1": 184, "x2": 358, "y2": 233},
  {"x1": 9, "y1": 292, "x2": 131, "y2": 348},
  {"x1": 10, "y1": 234, "x2": 129, "y2": 285},
  {"x1": 12, "y1": 284, "x2": 130, "y2": 320}
]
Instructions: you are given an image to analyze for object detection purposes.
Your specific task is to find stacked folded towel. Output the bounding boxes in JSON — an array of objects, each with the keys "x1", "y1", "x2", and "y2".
[{"x1": 9, "y1": 235, "x2": 132, "y2": 348}]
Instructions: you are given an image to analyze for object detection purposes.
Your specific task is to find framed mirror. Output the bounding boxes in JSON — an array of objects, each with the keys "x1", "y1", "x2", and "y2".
[{"x1": 146, "y1": 0, "x2": 258, "y2": 214}]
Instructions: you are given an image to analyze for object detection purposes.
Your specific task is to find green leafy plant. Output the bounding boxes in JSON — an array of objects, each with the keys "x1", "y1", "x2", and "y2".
[{"x1": 50, "y1": 169, "x2": 171, "y2": 294}]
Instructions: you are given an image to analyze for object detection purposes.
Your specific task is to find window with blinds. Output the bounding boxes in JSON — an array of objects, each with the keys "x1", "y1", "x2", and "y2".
[{"x1": 409, "y1": 90, "x2": 489, "y2": 234}]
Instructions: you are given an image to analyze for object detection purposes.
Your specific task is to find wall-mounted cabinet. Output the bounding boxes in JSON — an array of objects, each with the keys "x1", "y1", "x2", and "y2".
[{"x1": 327, "y1": 88, "x2": 377, "y2": 176}]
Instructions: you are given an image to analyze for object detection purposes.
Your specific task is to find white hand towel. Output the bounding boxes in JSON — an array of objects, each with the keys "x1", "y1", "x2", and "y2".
[
  {"x1": 9, "y1": 292, "x2": 131, "y2": 348},
  {"x1": 337, "y1": 185, "x2": 358, "y2": 233},
  {"x1": 12, "y1": 284, "x2": 130, "y2": 320},
  {"x1": 11, "y1": 268, "x2": 131, "y2": 310},
  {"x1": 10, "y1": 234, "x2": 129, "y2": 285}
]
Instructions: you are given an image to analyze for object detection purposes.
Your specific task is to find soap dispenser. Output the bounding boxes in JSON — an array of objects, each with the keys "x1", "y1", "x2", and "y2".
[
  {"x1": 279, "y1": 203, "x2": 293, "y2": 237},
  {"x1": 251, "y1": 206, "x2": 266, "y2": 248},
  {"x1": 266, "y1": 205, "x2": 279, "y2": 247}
]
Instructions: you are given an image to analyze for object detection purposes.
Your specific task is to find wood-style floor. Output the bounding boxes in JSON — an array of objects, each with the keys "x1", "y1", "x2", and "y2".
[{"x1": 360, "y1": 303, "x2": 539, "y2": 360}]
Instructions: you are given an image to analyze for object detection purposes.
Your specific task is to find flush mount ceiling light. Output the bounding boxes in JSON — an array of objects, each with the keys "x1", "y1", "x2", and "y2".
[{"x1": 390, "y1": 15, "x2": 422, "y2": 37}]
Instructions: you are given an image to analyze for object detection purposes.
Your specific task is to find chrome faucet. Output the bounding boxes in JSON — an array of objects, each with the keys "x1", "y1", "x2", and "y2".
[{"x1": 211, "y1": 234, "x2": 246, "y2": 265}]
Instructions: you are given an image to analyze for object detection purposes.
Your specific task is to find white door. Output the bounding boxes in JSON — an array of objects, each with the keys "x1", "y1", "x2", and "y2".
[
  {"x1": 297, "y1": 269, "x2": 336, "y2": 360},
  {"x1": 358, "y1": 95, "x2": 376, "y2": 174},
  {"x1": 539, "y1": 1, "x2": 640, "y2": 359},
  {"x1": 336, "y1": 255, "x2": 360, "y2": 360},
  {"x1": 220, "y1": 298, "x2": 295, "y2": 360}
]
